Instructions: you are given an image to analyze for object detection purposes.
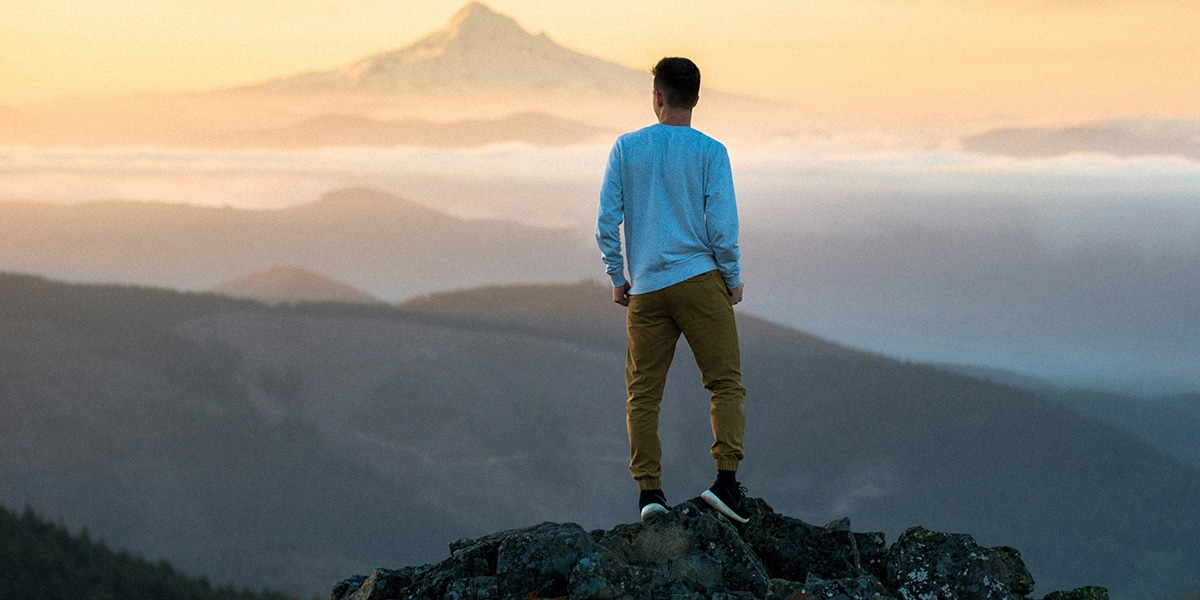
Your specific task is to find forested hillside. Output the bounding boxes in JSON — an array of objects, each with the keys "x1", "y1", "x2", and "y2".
[{"x1": 0, "y1": 503, "x2": 295, "y2": 600}]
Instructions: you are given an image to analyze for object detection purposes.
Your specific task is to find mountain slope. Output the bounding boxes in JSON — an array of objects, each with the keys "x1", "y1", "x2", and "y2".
[
  {"x1": 0, "y1": 275, "x2": 460, "y2": 596},
  {"x1": 3, "y1": 274, "x2": 1200, "y2": 598},
  {"x1": 1045, "y1": 390, "x2": 1200, "y2": 470},
  {"x1": 259, "y1": 2, "x2": 644, "y2": 93}
]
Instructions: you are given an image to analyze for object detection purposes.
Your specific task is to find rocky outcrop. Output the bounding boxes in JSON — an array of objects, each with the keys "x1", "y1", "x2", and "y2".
[{"x1": 331, "y1": 498, "x2": 1106, "y2": 600}]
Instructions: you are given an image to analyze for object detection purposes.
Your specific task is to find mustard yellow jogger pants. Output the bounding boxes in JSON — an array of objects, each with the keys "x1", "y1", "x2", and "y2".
[{"x1": 625, "y1": 270, "x2": 746, "y2": 490}]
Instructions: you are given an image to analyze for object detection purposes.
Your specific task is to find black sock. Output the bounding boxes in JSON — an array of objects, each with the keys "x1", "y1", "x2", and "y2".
[
  {"x1": 639, "y1": 489, "x2": 666, "y2": 508},
  {"x1": 717, "y1": 470, "x2": 737, "y2": 485}
]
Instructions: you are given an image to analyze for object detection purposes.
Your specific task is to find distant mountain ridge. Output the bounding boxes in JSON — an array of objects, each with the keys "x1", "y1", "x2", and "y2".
[
  {"x1": 961, "y1": 119, "x2": 1200, "y2": 160},
  {"x1": 213, "y1": 266, "x2": 381, "y2": 306},
  {"x1": 4, "y1": 184, "x2": 1199, "y2": 397}
]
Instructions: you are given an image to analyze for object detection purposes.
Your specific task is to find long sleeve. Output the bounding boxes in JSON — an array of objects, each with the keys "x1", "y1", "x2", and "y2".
[
  {"x1": 704, "y1": 147, "x2": 741, "y2": 290},
  {"x1": 596, "y1": 142, "x2": 627, "y2": 288},
  {"x1": 598, "y1": 124, "x2": 738, "y2": 295}
]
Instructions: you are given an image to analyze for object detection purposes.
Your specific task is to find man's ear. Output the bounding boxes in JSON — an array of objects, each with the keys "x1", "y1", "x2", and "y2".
[{"x1": 653, "y1": 89, "x2": 665, "y2": 108}]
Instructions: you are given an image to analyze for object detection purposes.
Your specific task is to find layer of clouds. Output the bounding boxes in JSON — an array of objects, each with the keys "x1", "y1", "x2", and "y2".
[
  {"x1": 0, "y1": 144, "x2": 608, "y2": 226},
  {"x1": 5, "y1": 139, "x2": 1200, "y2": 240}
]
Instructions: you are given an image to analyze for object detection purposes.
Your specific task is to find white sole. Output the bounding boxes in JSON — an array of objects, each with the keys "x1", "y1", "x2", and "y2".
[
  {"x1": 701, "y1": 490, "x2": 750, "y2": 523},
  {"x1": 640, "y1": 502, "x2": 668, "y2": 521}
]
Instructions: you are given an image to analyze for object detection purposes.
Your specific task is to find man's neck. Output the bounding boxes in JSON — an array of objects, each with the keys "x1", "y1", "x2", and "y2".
[{"x1": 657, "y1": 107, "x2": 692, "y2": 127}]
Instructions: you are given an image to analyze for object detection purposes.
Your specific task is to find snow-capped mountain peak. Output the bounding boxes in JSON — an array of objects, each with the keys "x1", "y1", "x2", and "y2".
[{"x1": 268, "y1": 2, "x2": 644, "y2": 91}]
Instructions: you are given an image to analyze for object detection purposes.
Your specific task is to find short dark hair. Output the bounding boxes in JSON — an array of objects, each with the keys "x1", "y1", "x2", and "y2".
[{"x1": 652, "y1": 57, "x2": 701, "y2": 109}]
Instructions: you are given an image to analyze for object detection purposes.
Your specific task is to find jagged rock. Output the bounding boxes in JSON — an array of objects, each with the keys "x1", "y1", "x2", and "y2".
[
  {"x1": 331, "y1": 498, "x2": 1105, "y2": 600},
  {"x1": 336, "y1": 566, "x2": 433, "y2": 600},
  {"x1": 885, "y1": 526, "x2": 1034, "y2": 600},
  {"x1": 494, "y1": 522, "x2": 601, "y2": 597},
  {"x1": 332, "y1": 575, "x2": 368, "y2": 600},
  {"x1": 739, "y1": 499, "x2": 888, "y2": 583}
]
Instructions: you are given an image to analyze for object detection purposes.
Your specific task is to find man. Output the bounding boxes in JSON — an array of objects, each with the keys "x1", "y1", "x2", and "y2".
[{"x1": 596, "y1": 57, "x2": 749, "y2": 523}]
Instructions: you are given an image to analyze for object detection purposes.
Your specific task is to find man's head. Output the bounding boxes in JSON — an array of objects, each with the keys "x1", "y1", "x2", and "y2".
[{"x1": 652, "y1": 57, "x2": 701, "y2": 110}]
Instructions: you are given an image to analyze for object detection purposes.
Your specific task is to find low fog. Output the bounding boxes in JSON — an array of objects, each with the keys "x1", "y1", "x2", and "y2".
[{"x1": 2, "y1": 141, "x2": 1198, "y2": 395}]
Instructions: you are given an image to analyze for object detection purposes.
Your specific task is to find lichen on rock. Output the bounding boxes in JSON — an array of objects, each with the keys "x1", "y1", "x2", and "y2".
[{"x1": 884, "y1": 526, "x2": 1035, "y2": 600}]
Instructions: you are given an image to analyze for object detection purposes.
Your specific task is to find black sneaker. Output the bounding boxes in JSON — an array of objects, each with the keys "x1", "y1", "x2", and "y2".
[
  {"x1": 639, "y1": 489, "x2": 668, "y2": 521},
  {"x1": 701, "y1": 478, "x2": 750, "y2": 523}
]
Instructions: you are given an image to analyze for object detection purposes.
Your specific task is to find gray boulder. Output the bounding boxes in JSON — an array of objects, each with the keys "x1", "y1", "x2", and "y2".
[
  {"x1": 885, "y1": 526, "x2": 1034, "y2": 600},
  {"x1": 591, "y1": 499, "x2": 770, "y2": 598}
]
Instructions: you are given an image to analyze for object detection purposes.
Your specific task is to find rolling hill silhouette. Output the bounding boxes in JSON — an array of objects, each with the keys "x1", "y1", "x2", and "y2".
[
  {"x1": 1, "y1": 273, "x2": 1198, "y2": 598},
  {"x1": 213, "y1": 266, "x2": 381, "y2": 306},
  {"x1": 961, "y1": 119, "x2": 1200, "y2": 160},
  {"x1": 4, "y1": 184, "x2": 1199, "y2": 395},
  {"x1": 0, "y1": 188, "x2": 595, "y2": 299}
]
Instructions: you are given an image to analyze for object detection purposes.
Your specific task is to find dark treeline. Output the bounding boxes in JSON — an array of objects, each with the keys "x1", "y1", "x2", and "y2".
[{"x1": 0, "y1": 503, "x2": 297, "y2": 600}]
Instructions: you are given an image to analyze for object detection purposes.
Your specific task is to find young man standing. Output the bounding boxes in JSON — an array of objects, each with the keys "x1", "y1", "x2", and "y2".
[{"x1": 596, "y1": 57, "x2": 749, "y2": 523}]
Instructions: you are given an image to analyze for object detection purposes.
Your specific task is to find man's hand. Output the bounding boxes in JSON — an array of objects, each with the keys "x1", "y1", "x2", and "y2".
[
  {"x1": 613, "y1": 282, "x2": 631, "y2": 307},
  {"x1": 730, "y1": 283, "x2": 744, "y2": 306}
]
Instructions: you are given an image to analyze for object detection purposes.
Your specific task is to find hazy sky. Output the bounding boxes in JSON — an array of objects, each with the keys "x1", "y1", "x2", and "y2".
[{"x1": 3, "y1": 0, "x2": 1198, "y2": 125}]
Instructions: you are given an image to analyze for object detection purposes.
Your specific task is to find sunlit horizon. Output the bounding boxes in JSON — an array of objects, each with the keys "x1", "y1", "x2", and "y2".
[{"x1": 4, "y1": 0, "x2": 1199, "y2": 128}]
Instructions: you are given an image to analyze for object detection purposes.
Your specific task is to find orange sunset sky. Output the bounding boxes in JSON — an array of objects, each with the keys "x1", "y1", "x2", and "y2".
[{"x1": 2, "y1": 0, "x2": 1198, "y2": 127}]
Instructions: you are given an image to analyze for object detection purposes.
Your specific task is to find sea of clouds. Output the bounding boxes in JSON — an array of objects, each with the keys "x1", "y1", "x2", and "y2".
[{"x1": 4, "y1": 140, "x2": 1200, "y2": 235}]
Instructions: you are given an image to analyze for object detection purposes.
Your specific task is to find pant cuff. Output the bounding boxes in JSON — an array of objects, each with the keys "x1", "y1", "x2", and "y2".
[
  {"x1": 637, "y1": 478, "x2": 663, "y2": 491},
  {"x1": 715, "y1": 459, "x2": 740, "y2": 472}
]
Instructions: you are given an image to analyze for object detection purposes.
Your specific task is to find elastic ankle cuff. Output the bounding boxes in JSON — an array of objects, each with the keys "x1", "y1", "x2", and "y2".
[
  {"x1": 716, "y1": 459, "x2": 740, "y2": 472},
  {"x1": 637, "y1": 478, "x2": 663, "y2": 491}
]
